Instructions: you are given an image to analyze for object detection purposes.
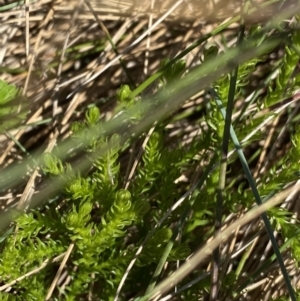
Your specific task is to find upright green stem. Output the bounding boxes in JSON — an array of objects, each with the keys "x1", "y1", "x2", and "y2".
[
  {"x1": 211, "y1": 88, "x2": 297, "y2": 301},
  {"x1": 210, "y1": 24, "x2": 244, "y2": 301}
]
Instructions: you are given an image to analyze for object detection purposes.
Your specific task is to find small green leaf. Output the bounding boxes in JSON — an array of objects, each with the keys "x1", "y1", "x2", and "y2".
[
  {"x1": 42, "y1": 153, "x2": 64, "y2": 175},
  {"x1": 85, "y1": 106, "x2": 100, "y2": 126},
  {"x1": 116, "y1": 85, "x2": 132, "y2": 103},
  {"x1": 78, "y1": 202, "x2": 93, "y2": 219}
]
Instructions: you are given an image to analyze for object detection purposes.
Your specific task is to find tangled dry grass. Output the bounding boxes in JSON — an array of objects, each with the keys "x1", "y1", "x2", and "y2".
[{"x1": 1, "y1": 0, "x2": 300, "y2": 300}]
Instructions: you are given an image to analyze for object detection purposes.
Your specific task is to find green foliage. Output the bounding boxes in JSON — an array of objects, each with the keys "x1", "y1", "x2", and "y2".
[
  {"x1": 3, "y1": 16, "x2": 300, "y2": 301},
  {"x1": 43, "y1": 153, "x2": 65, "y2": 175},
  {"x1": 160, "y1": 58, "x2": 186, "y2": 84},
  {"x1": 115, "y1": 85, "x2": 142, "y2": 122},
  {"x1": 0, "y1": 80, "x2": 29, "y2": 133},
  {"x1": 264, "y1": 30, "x2": 300, "y2": 108}
]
